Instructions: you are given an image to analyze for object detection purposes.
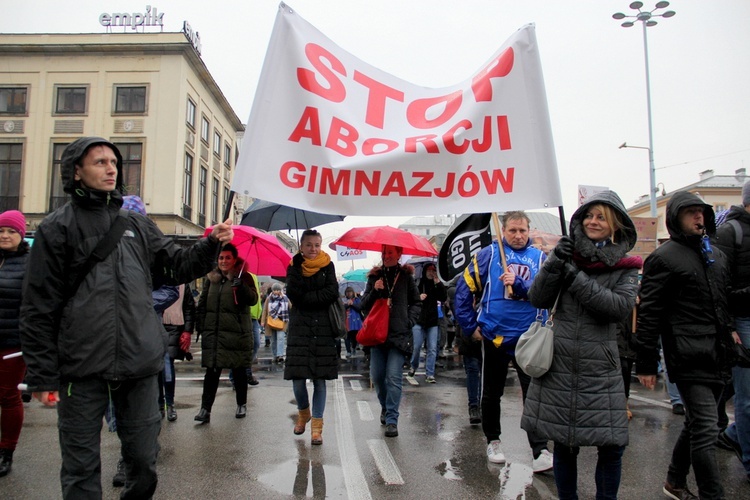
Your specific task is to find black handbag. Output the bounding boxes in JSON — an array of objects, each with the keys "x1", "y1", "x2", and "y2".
[{"x1": 329, "y1": 298, "x2": 347, "y2": 339}]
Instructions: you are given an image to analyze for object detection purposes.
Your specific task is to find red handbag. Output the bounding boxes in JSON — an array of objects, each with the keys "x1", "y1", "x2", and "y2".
[{"x1": 356, "y1": 298, "x2": 390, "y2": 346}]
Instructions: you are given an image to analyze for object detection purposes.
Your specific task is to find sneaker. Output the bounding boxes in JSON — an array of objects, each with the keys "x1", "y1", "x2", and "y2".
[
  {"x1": 385, "y1": 424, "x2": 398, "y2": 437},
  {"x1": 112, "y1": 459, "x2": 125, "y2": 487},
  {"x1": 532, "y1": 449, "x2": 553, "y2": 473},
  {"x1": 425, "y1": 376, "x2": 436, "y2": 384},
  {"x1": 407, "y1": 368, "x2": 416, "y2": 377},
  {"x1": 663, "y1": 481, "x2": 698, "y2": 500},
  {"x1": 469, "y1": 406, "x2": 482, "y2": 425},
  {"x1": 248, "y1": 377, "x2": 260, "y2": 386},
  {"x1": 672, "y1": 403, "x2": 685, "y2": 415},
  {"x1": 486, "y1": 440, "x2": 506, "y2": 464},
  {"x1": 717, "y1": 431, "x2": 743, "y2": 462}
]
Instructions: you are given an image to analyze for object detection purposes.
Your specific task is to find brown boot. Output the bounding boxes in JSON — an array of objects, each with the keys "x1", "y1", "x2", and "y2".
[
  {"x1": 311, "y1": 417, "x2": 323, "y2": 445},
  {"x1": 294, "y1": 407, "x2": 311, "y2": 435}
]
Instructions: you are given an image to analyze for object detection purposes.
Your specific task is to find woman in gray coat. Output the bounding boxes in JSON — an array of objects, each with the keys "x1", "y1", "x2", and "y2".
[{"x1": 521, "y1": 191, "x2": 641, "y2": 500}]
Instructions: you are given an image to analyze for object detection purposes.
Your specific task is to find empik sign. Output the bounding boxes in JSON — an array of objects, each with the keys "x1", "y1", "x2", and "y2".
[{"x1": 99, "y1": 5, "x2": 164, "y2": 30}]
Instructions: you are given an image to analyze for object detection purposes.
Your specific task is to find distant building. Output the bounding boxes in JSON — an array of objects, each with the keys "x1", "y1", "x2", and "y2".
[
  {"x1": 627, "y1": 168, "x2": 749, "y2": 241},
  {"x1": 0, "y1": 31, "x2": 243, "y2": 236}
]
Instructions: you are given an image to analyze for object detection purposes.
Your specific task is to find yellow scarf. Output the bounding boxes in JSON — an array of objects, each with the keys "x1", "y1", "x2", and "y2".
[{"x1": 300, "y1": 250, "x2": 332, "y2": 277}]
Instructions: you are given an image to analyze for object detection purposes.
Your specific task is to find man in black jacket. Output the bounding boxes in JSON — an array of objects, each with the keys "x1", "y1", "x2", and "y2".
[
  {"x1": 20, "y1": 137, "x2": 234, "y2": 499},
  {"x1": 713, "y1": 181, "x2": 750, "y2": 482},
  {"x1": 636, "y1": 190, "x2": 733, "y2": 500}
]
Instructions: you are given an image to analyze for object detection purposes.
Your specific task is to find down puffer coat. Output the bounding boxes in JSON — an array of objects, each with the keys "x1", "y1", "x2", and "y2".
[
  {"x1": 197, "y1": 259, "x2": 257, "y2": 369},
  {"x1": 283, "y1": 255, "x2": 339, "y2": 380},
  {"x1": 521, "y1": 190, "x2": 640, "y2": 448}
]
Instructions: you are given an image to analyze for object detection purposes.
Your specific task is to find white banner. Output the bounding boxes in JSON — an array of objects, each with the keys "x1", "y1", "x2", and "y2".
[
  {"x1": 232, "y1": 2, "x2": 562, "y2": 216},
  {"x1": 335, "y1": 246, "x2": 367, "y2": 261}
]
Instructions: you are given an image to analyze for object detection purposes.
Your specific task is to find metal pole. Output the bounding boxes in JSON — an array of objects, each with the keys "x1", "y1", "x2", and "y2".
[{"x1": 641, "y1": 20, "x2": 657, "y2": 218}]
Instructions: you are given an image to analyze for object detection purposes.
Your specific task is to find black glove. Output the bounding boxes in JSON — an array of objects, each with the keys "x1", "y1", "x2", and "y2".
[
  {"x1": 231, "y1": 278, "x2": 242, "y2": 288},
  {"x1": 562, "y1": 262, "x2": 579, "y2": 286},
  {"x1": 554, "y1": 236, "x2": 575, "y2": 261}
]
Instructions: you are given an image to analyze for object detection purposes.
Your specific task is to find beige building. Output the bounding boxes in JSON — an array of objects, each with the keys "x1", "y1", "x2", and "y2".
[
  {"x1": 0, "y1": 31, "x2": 243, "y2": 236},
  {"x1": 628, "y1": 168, "x2": 749, "y2": 241}
]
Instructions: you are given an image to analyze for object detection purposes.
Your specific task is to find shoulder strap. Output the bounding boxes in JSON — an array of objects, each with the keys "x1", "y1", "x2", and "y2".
[
  {"x1": 727, "y1": 219, "x2": 743, "y2": 248},
  {"x1": 69, "y1": 209, "x2": 130, "y2": 298}
]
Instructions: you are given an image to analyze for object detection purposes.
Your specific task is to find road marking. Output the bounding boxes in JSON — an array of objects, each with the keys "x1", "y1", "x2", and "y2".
[
  {"x1": 405, "y1": 375, "x2": 419, "y2": 386},
  {"x1": 357, "y1": 401, "x2": 374, "y2": 421},
  {"x1": 629, "y1": 394, "x2": 672, "y2": 409},
  {"x1": 334, "y1": 378, "x2": 372, "y2": 500},
  {"x1": 367, "y1": 439, "x2": 405, "y2": 485},
  {"x1": 349, "y1": 379, "x2": 363, "y2": 391}
]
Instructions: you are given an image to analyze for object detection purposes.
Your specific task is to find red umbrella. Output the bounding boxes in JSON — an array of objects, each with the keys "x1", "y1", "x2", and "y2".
[
  {"x1": 330, "y1": 225, "x2": 438, "y2": 257},
  {"x1": 203, "y1": 225, "x2": 292, "y2": 276}
]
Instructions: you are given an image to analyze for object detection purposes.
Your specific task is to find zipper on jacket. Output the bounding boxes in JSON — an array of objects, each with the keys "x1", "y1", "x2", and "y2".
[
  {"x1": 212, "y1": 279, "x2": 224, "y2": 366},
  {"x1": 112, "y1": 248, "x2": 122, "y2": 380}
]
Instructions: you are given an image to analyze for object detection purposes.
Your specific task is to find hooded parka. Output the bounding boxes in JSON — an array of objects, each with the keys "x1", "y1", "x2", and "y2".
[
  {"x1": 521, "y1": 190, "x2": 640, "y2": 448},
  {"x1": 635, "y1": 191, "x2": 733, "y2": 383},
  {"x1": 20, "y1": 137, "x2": 221, "y2": 391},
  {"x1": 196, "y1": 259, "x2": 258, "y2": 369}
]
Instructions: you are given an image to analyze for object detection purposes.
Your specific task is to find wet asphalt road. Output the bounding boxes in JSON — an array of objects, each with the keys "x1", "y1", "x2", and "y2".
[{"x1": 4, "y1": 345, "x2": 750, "y2": 499}]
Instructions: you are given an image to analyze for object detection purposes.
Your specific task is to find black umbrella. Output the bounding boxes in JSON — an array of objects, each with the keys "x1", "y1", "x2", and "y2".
[{"x1": 241, "y1": 199, "x2": 345, "y2": 231}]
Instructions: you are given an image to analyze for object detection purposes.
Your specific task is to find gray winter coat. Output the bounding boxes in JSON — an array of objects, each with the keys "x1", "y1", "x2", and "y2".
[{"x1": 521, "y1": 190, "x2": 640, "y2": 448}]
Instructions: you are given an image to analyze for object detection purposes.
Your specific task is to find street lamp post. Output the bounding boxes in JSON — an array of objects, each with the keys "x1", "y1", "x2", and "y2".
[{"x1": 613, "y1": 1, "x2": 675, "y2": 217}]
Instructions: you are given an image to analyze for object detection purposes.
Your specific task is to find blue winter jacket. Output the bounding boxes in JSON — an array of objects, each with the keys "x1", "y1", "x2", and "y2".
[{"x1": 454, "y1": 239, "x2": 545, "y2": 350}]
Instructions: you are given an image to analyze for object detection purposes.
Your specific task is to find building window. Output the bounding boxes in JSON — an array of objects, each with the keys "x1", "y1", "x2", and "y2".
[
  {"x1": 183, "y1": 152, "x2": 193, "y2": 219},
  {"x1": 211, "y1": 177, "x2": 219, "y2": 225},
  {"x1": 201, "y1": 116, "x2": 210, "y2": 144},
  {"x1": 213, "y1": 130, "x2": 221, "y2": 158},
  {"x1": 223, "y1": 185, "x2": 230, "y2": 212},
  {"x1": 198, "y1": 166, "x2": 207, "y2": 226},
  {"x1": 714, "y1": 203, "x2": 727, "y2": 213},
  {"x1": 114, "y1": 85, "x2": 147, "y2": 114},
  {"x1": 114, "y1": 143, "x2": 142, "y2": 197},
  {"x1": 0, "y1": 143, "x2": 22, "y2": 212},
  {"x1": 224, "y1": 142, "x2": 231, "y2": 167},
  {"x1": 0, "y1": 87, "x2": 28, "y2": 115},
  {"x1": 49, "y1": 143, "x2": 69, "y2": 211},
  {"x1": 55, "y1": 86, "x2": 88, "y2": 114},
  {"x1": 186, "y1": 97, "x2": 196, "y2": 129}
]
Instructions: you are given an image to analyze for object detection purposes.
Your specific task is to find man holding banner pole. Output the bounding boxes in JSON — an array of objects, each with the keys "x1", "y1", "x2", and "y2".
[{"x1": 454, "y1": 211, "x2": 552, "y2": 472}]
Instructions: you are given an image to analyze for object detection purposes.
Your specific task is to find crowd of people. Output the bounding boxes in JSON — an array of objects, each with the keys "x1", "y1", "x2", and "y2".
[{"x1": 1, "y1": 135, "x2": 749, "y2": 499}]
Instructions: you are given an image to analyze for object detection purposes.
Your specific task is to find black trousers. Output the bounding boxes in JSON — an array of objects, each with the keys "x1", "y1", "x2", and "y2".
[
  {"x1": 480, "y1": 338, "x2": 548, "y2": 457},
  {"x1": 58, "y1": 375, "x2": 160, "y2": 500},
  {"x1": 201, "y1": 367, "x2": 247, "y2": 410}
]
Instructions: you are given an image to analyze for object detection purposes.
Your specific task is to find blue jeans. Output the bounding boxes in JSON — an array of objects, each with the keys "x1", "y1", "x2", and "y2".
[
  {"x1": 464, "y1": 355, "x2": 481, "y2": 408},
  {"x1": 669, "y1": 382, "x2": 724, "y2": 499},
  {"x1": 292, "y1": 379, "x2": 327, "y2": 419},
  {"x1": 553, "y1": 443, "x2": 625, "y2": 500},
  {"x1": 370, "y1": 344, "x2": 405, "y2": 426},
  {"x1": 666, "y1": 377, "x2": 683, "y2": 406},
  {"x1": 272, "y1": 328, "x2": 286, "y2": 358},
  {"x1": 251, "y1": 319, "x2": 261, "y2": 362},
  {"x1": 725, "y1": 316, "x2": 750, "y2": 476},
  {"x1": 410, "y1": 325, "x2": 438, "y2": 376}
]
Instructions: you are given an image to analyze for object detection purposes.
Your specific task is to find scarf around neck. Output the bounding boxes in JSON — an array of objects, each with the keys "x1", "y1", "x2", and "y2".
[{"x1": 301, "y1": 250, "x2": 331, "y2": 277}]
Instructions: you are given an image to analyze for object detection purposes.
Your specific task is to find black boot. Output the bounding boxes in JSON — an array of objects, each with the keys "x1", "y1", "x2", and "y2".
[
  {"x1": 0, "y1": 448, "x2": 14, "y2": 477},
  {"x1": 194, "y1": 408, "x2": 211, "y2": 423}
]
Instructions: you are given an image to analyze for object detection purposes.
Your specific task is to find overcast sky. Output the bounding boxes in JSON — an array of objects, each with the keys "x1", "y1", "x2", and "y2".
[{"x1": 3, "y1": 0, "x2": 749, "y2": 268}]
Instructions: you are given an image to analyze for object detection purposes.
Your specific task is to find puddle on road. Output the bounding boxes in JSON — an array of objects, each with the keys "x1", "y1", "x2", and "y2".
[
  {"x1": 258, "y1": 456, "x2": 345, "y2": 498},
  {"x1": 494, "y1": 462, "x2": 535, "y2": 500},
  {"x1": 437, "y1": 458, "x2": 463, "y2": 481}
]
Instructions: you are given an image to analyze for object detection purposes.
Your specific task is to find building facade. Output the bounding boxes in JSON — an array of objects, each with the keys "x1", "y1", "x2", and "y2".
[
  {"x1": 628, "y1": 168, "x2": 749, "y2": 241},
  {"x1": 0, "y1": 31, "x2": 243, "y2": 236}
]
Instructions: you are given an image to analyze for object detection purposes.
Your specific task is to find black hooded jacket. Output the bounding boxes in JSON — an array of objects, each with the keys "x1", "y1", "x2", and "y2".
[
  {"x1": 636, "y1": 191, "x2": 733, "y2": 383},
  {"x1": 20, "y1": 137, "x2": 221, "y2": 391},
  {"x1": 714, "y1": 204, "x2": 750, "y2": 316}
]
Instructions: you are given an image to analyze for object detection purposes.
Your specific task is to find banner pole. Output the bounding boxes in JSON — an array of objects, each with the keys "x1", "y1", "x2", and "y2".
[
  {"x1": 558, "y1": 205, "x2": 568, "y2": 236},
  {"x1": 491, "y1": 212, "x2": 513, "y2": 297}
]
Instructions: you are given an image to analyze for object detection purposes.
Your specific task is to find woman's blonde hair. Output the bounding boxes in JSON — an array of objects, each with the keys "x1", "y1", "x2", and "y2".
[{"x1": 585, "y1": 203, "x2": 625, "y2": 243}]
